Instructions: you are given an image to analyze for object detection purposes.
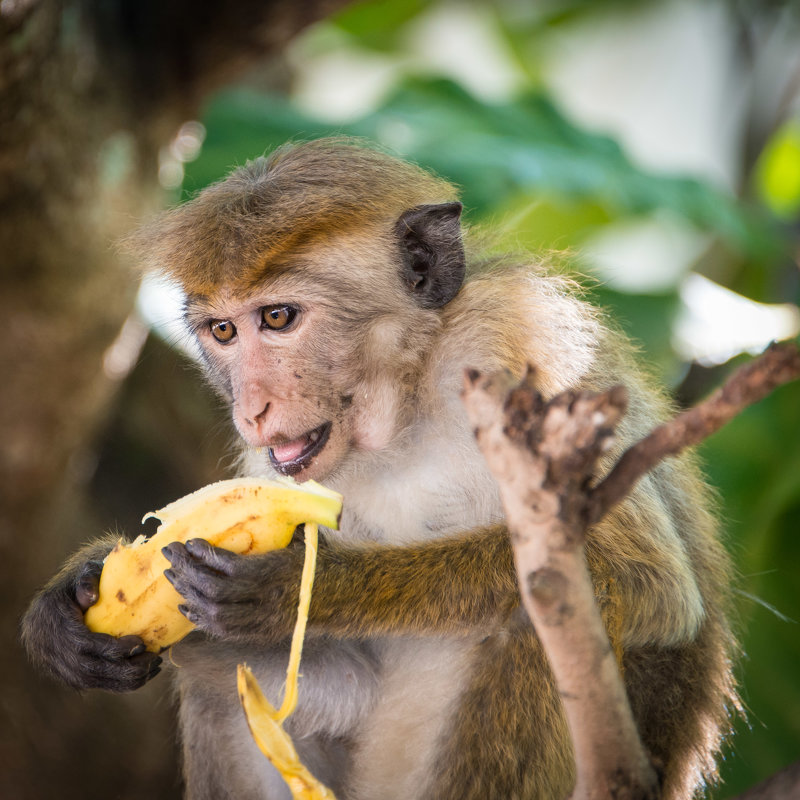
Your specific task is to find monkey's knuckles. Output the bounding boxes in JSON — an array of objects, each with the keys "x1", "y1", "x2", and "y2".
[
  {"x1": 178, "y1": 599, "x2": 254, "y2": 641},
  {"x1": 163, "y1": 543, "x2": 275, "y2": 641},
  {"x1": 81, "y1": 647, "x2": 162, "y2": 693},
  {"x1": 73, "y1": 623, "x2": 161, "y2": 689},
  {"x1": 164, "y1": 541, "x2": 255, "y2": 601},
  {"x1": 167, "y1": 544, "x2": 303, "y2": 643}
]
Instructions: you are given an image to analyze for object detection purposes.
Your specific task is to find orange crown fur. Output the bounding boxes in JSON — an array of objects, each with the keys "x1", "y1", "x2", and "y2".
[{"x1": 123, "y1": 138, "x2": 459, "y2": 298}]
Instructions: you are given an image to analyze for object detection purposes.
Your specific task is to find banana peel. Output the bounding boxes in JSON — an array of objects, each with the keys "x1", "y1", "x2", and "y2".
[
  {"x1": 237, "y1": 522, "x2": 336, "y2": 799},
  {"x1": 84, "y1": 476, "x2": 342, "y2": 651},
  {"x1": 84, "y1": 476, "x2": 339, "y2": 798},
  {"x1": 238, "y1": 663, "x2": 336, "y2": 800}
]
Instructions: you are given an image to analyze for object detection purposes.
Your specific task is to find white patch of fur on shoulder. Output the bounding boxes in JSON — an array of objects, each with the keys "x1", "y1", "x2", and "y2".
[
  {"x1": 329, "y1": 411, "x2": 504, "y2": 545},
  {"x1": 432, "y1": 268, "x2": 602, "y2": 406},
  {"x1": 519, "y1": 273, "x2": 602, "y2": 393}
]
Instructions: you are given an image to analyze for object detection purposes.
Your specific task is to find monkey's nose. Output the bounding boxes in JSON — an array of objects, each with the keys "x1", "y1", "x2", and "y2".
[{"x1": 244, "y1": 402, "x2": 270, "y2": 427}]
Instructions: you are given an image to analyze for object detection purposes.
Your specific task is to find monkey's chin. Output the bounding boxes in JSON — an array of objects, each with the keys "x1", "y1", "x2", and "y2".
[{"x1": 267, "y1": 422, "x2": 332, "y2": 478}]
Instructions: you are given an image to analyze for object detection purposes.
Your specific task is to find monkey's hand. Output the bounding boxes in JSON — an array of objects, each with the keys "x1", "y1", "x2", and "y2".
[
  {"x1": 162, "y1": 538, "x2": 302, "y2": 644},
  {"x1": 21, "y1": 555, "x2": 163, "y2": 692},
  {"x1": 162, "y1": 526, "x2": 520, "y2": 643}
]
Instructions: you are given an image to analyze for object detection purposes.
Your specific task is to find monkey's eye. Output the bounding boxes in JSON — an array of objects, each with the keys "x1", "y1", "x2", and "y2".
[
  {"x1": 261, "y1": 304, "x2": 298, "y2": 331},
  {"x1": 209, "y1": 319, "x2": 237, "y2": 343}
]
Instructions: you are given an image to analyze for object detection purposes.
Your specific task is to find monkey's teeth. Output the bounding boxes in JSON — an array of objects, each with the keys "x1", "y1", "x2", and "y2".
[{"x1": 308, "y1": 430, "x2": 320, "y2": 443}]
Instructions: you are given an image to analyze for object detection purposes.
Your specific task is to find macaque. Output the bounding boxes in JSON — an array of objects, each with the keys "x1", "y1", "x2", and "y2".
[{"x1": 22, "y1": 139, "x2": 736, "y2": 800}]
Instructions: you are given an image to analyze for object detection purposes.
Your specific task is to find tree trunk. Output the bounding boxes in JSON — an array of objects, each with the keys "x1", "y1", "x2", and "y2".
[{"x1": 0, "y1": 1, "x2": 346, "y2": 796}]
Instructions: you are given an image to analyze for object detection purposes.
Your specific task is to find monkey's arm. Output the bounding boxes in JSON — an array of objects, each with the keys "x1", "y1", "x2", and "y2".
[
  {"x1": 21, "y1": 534, "x2": 163, "y2": 692},
  {"x1": 162, "y1": 524, "x2": 520, "y2": 645},
  {"x1": 164, "y1": 484, "x2": 704, "y2": 650}
]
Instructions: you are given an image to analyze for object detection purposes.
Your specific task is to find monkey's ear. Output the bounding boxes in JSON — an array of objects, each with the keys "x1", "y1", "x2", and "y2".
[{"x1": 394, "y1": 202, "x2": 465, "y2": 308}]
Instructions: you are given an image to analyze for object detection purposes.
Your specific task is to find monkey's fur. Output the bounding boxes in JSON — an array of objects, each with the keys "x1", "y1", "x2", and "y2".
[{"x1": 22, "y1": 139, "x2": 737, "y2": 800}]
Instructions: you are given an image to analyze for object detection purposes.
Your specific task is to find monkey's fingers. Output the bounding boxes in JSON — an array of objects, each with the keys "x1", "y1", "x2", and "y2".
[
  {"x1": 162, "y1": 539, "x2": 243, "y2": 580},
  {"x1": 163, "y1": 547, "x2": 257, "y2": 640},
  {"x1": 62, "y1": 621, "x2": 161, "y2": 692},
  {"x1": 23, "y1": 576, "x2": 158, "y2": 692},
  {"x1": 163, "y1": 541, "x2": 244, "y2": 601},
  {"x1": 62, "y1": 583, "x2": 149, "y2": 663},
  {"x1": 80, "y1": 629, "x2": 158, "y2": 662},
  {"x1": 161, "y1": 565, "x2": 212, "y2": 613},
  {"x1": 81, "y1": 645, "x2": 163, "y2": 693},
  {"x1": 184, "y1": 537, "x2": 242, "y2": 574}
]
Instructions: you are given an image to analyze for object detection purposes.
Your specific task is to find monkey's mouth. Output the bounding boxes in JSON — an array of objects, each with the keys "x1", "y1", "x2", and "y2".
[{"x1": 268, "y1": 422, "x2": 332, "y2": 476}]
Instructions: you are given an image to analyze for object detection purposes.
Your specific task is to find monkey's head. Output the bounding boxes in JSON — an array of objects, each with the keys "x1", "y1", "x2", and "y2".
[{"x1": 129, "y1": 139, "x2": 467, "y2": 481}]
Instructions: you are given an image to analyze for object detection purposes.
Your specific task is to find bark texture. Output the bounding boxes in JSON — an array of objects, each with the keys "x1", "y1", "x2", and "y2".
[
  {"x1": 461, "y1": 344, "x2": 800, "y2": 800},
  {"x1": 0, "y1": 1, "x2": 345, "y2": 797}
]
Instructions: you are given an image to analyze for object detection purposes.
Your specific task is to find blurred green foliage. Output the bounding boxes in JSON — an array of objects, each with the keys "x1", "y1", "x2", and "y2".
[
  {"x1": 188, "y1": 82, "x2": 777, "y2": 260},
  {"x1": 178, "y1": 1, "x2": 800, "y2": 794},
  {"x1": 701, "y1": 374, "x2": 800, "y2": 795},
  {"x1": 756, "y1": 120, "x2": 800, "y2": 221}
]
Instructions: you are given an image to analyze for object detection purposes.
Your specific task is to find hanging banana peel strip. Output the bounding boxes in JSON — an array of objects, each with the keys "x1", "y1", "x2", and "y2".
[
  {"x1": 238, "y1": 523, "x2": 337, "y2": 800},
  {"x1": 275, "y1": 519, "x2": 318, "y2": 723}
]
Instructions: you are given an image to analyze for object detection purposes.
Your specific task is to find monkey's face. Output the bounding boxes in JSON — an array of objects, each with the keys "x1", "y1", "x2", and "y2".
[
  {"x1": 182, "y1": 202, "x2": 466, "y2": 483},
  {"x1": 186, "y1": 249, "x2": 439, "y2": 483},
  {"x1": 187, "y1": 289, "x2": 350, "y2": 481}
]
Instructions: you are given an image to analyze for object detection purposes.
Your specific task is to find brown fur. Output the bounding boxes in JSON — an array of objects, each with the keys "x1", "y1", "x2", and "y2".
[
  {"x1": 123, "y1": 138, "x2": 456, "y2": 298},
  {"x1": 25, "y1": 138, "x2": 737, "y2": 800},
  {"x1": 155, "y1": 139, "x2": 736, "y2": 798}
]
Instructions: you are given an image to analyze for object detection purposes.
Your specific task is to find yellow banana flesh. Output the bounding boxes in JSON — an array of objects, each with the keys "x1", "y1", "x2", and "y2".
[{"x1": 83, "y1": 476, "x2": 342, "y2": 651}]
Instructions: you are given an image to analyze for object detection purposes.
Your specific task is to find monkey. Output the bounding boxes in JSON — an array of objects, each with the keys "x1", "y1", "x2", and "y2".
[{"x1": 21, "y1": 138, "x2": 737, "y2": 800}]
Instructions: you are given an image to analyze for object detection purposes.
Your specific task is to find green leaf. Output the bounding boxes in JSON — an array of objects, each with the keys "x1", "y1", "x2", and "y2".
[
  {"x1": 328, "y1": 0, "x2": 429, "y2": 51},
  {"x1": 755, "y1": 120, "x2": 800, "y2": 220},
  {"x1": 185, "y1": 79, "x2": 782, "y2": 262},
  {"x1": 589, "y1": 285, "x2": 682, "y2": 379},
  {"x1": 484, "y1": 193, "x2": 613, "y2": 251}
]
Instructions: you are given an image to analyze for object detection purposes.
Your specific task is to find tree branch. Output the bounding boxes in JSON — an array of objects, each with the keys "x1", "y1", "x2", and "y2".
[
  {"x1": 462, "y1": 368, "x2": 657, "y2": 800},
  {"x1": 587, "y1": 341, "x2": 800, "y2": 527},
  {"x1": 461, "y1": 341, "x2": 800, "y2": 800}
]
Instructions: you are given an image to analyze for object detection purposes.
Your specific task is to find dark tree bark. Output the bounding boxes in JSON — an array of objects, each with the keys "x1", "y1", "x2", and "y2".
[{"x1": 0, "y1": 1, "x2": 346, "y2": 797}]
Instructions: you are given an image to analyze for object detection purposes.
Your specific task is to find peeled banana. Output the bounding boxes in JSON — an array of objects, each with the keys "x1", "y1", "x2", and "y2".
[{"x1": 83, "y1": 476, "x2": 342, "y2": 651}]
